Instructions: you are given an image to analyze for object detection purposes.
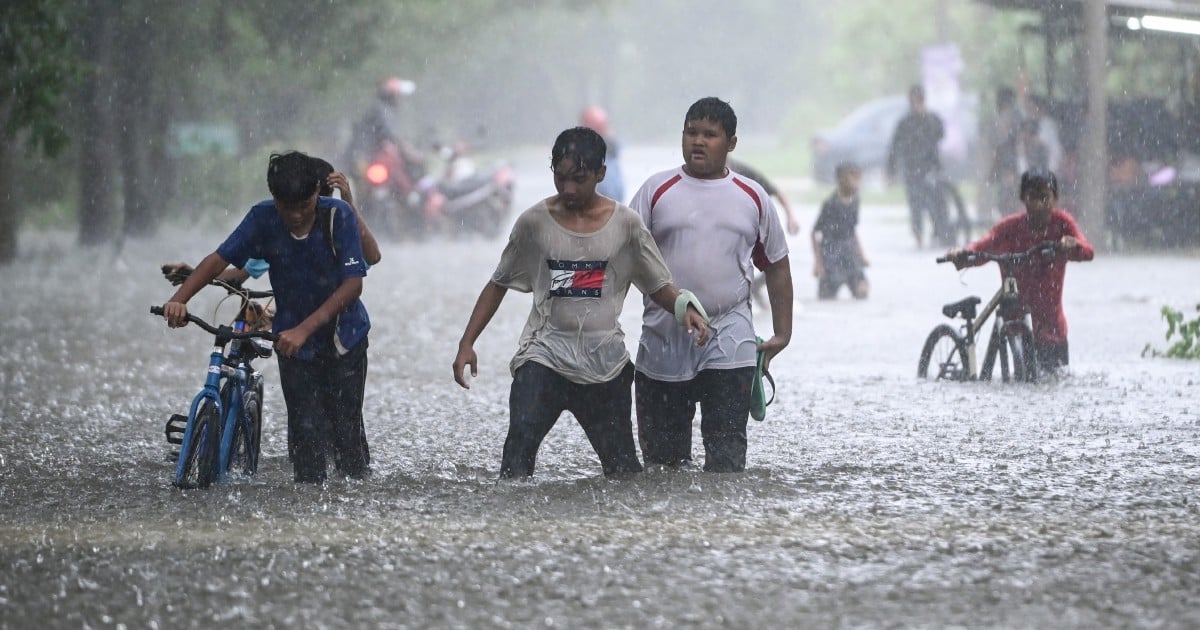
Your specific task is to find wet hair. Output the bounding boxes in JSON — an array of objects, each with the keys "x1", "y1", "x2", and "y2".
[
  {"x1": 550, "y1": 126, "x2": 607, "y2": 173},
  {"x1": 834, "y1": 161, "x2": 861, "y2": 178},
  {"x1": 1019, "y1": 168, "x2": 1058, "y2": 197},
  {"x1": 267, "y1": 151, "x2": 320, "y2": 203},
  {"x1": 311, "y1": 156, "x2": 335, "y2": 196},
  {"x1": 684, "y1": 97, "x2": 737, "y2": 137}
]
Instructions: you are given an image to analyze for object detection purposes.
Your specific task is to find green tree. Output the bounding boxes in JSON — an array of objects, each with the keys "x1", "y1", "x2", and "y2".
[
  {"x1": 72, "y1": 1, "x2": 394, "y2": 247},
  {"x1": 0, "y1": 0, "x2": 85, "y2": 263},
  {"x1": 54, "y1": 0, "x2": 591, "y2": 252}
]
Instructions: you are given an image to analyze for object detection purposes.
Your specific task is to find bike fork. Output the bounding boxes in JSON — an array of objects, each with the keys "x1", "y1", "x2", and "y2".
[
  {"x1": 214, "y1": 368, "x2": 248, "y2": 482},
  {"x1": 175, "y1": 389, "x2": 221, "y2": 481},
  {"x1": 175, "y1": 348, "x2": 225, "y2": 481}
]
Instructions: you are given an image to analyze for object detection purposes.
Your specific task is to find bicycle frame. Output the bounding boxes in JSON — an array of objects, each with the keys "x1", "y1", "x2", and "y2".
[
  {"x1": 956, "y1": 273, "x2": 1025, "y2": 379},
  {"x1": 920, "y1": 241, "x2": 1056, "y2": 383},
  {"x1": 154, "y1": 284, "x2": 275, "y2": 488},
  {"x1": 175, "y1": 341, "x2": 236, "y2": 482},
  {"x1": 219, "y1": 328, "x2": 268, "y2": 479}
]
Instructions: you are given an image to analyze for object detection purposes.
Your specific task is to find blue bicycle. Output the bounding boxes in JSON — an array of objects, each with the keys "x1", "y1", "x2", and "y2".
[{"x1": 152, "y1": 287, "x2": 277, "y2": 489}]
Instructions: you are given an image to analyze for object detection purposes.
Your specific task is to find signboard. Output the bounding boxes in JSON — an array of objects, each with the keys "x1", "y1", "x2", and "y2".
[
  {"x1": 922, "y1": 43, "x2": 970, "y2": 162},
  {"x1": 169, "y1": 123, "x2": 240, "y2": 157}
]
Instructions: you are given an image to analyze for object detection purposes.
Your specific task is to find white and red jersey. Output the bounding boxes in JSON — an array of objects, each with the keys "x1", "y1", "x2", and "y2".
[{"x1": 630, "y1": 166, "x2": 789, "y2": 381}]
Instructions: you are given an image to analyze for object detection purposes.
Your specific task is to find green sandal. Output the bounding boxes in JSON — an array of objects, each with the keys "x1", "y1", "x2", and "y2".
[{"x1": 751, "y1": 337, "x2": 775, "y2": 421}]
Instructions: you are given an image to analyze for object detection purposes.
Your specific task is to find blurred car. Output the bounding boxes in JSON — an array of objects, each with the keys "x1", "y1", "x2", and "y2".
[{"x1": 811, "y1": 94, "x2": 977, "y2": 184}]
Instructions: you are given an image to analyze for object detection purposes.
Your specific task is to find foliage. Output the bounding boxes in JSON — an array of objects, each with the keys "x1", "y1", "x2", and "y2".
[
  {"x1": 773, "y1": 0, "x2": 1027, "y2": 177},
  {"x1": 1143, "y1": 305, "x2": 1200, "y2": 360},
  {"x1": 12, "y1": 0, "x2": 611, "y2": 237},
  {"x1": 0, "y1": 0, "x2": 86, "y2": 156}
]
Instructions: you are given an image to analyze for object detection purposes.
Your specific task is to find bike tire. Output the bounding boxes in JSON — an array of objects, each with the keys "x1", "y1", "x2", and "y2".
[
  {"x1": 224, "y1": 387, "x2": 263, "y2": 476},
  {"x1": 240, "y1": 389, "x2": 263, "y2": 475},
  {"x1": 917, "y1": 324, "x2": 971, "y2": 381},
  {"x1": 252, "y1": 379, "x2": 264, "y2": 469},
  {"x1": 176, "y1": 401, "x2": 219, "y2": 489},
  {"x1": 1004, "y1": 322, "x2": 1038, "y2": 383}
]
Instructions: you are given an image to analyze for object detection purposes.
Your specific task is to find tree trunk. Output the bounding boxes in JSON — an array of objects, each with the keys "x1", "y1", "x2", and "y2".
[
  {"x1": 77, "y1": 0, "x2": 119, "y2": 247},
  {"x1": 117, "y1": 15, "x2": 156, "y2": 238},
  {"x1": 146, "y1": 89, "x2": 176, "y2": 211},
  {"x1": 0, "y1": 138, "x2": 15, "y2": 264}
]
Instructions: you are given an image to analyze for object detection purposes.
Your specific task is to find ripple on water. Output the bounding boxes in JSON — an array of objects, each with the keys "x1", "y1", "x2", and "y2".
[{"x1": 2, "y1": 227, "x2": 1199, "y2": 627}]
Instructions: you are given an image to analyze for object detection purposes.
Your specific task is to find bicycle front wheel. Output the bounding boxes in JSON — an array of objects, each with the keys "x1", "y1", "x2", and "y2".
[
  {"x1": 1003, "y1": 322, "x2": 1038, "y2": 383},
  {"x1": 176, "y1": 401, "x2": 220, "y2": 489},
  {"x1": 917, "y1": 324, "x2": 971, "y2": 381},
  {"x1": 232, "y1": 389, "x2": 263, "y2": 476}
]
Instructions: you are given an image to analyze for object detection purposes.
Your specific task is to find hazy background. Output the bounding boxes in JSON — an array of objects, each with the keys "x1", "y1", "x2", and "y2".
[
  {"x1": 4, "y1": 4, "x2": 1200, "y2": 627},
  {"x1": 3, "y1": 0, "x2": 1037, "y2": 248}
]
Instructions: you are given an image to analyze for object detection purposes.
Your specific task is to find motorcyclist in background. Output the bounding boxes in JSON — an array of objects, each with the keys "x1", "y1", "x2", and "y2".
[
  {"x1": 349, "y1": 77, "x2": 426, "y2": 185},
  {"x1": 580, "y1": 106, "x2": 625, "y2": 204}
]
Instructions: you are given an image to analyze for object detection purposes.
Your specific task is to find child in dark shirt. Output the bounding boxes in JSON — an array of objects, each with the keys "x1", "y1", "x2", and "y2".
[{"x1": 812, "y1": 162, "x2": 869, "y2": 299}]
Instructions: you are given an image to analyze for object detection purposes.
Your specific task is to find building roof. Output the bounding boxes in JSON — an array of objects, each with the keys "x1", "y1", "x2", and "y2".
[{"x1": 978, "y1": 0, "x2": 1200, "y2": 17}]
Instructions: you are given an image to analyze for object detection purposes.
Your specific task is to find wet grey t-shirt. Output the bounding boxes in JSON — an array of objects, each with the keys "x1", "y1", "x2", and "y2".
[
  {"x1": 492, "y1": 200, "x2": 673, "y2": 384},
  {"x1": 631, "y1": 167, "x2": 789, "y2": 381}
]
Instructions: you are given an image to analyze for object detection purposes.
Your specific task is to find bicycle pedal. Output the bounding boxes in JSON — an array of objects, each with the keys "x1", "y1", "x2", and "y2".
[{"x1": 164, "y1": 414, "x2": 187, "y2": 445}]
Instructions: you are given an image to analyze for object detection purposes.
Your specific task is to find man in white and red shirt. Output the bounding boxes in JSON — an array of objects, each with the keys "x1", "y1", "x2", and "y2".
[
  {"x1": 948, "y1": 168, "x2": 1094, "y2": 371},
  {"x1": 631, "y1": 97, "x2": 794, "y2": 473}
]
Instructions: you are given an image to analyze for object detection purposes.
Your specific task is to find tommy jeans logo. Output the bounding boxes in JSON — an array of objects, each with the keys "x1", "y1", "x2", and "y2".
[{"x1": 547, "y1": 259, "x2": 607, "y2": 298}]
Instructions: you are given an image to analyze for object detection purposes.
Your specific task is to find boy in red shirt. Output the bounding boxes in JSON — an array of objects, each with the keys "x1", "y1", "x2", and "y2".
[{"x1": 946, "y1": 169, "x2": 1094, "y2": 371}]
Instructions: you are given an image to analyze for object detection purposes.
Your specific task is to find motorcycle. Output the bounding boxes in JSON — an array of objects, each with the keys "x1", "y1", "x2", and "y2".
[
  {"x1": 357, "y1": 139, "x2": 514, "y2": 241},
  {"x1": 424, "y1": 141, "x2": 515, "y2": 239},
  {"x1": 357, "y1": 140, "x2": 426, "y2": 240}
]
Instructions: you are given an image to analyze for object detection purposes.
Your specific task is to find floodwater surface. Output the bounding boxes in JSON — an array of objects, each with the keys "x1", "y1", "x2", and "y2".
[{"x1": 1, "y1": 149, "x2": 1198, "y2": 628}]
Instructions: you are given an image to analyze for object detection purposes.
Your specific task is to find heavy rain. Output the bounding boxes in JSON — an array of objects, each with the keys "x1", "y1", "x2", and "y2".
[{"x1": 2, "y1": 1, "x2": 1199, "y2": 628}]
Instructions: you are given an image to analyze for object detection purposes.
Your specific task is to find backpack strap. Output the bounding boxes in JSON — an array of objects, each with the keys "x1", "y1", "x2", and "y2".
[{"x1": 316, "y1": 201, "x2": 338, "y2": 260}]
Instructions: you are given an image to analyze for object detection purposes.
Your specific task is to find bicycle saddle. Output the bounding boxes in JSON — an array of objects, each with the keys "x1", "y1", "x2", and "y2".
[{"x1": 942, "y1": 296, "x2": 981, "y2": 320}]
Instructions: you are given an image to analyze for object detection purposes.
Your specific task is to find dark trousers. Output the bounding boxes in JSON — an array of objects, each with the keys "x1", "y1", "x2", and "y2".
[
  {"x1": 635, "y1": 367, "x2": 754, "y2": 473},
  {"x1": 904, "y1": 174, "x2": 951, "y2": 246},
  {"x1": 277, "y1": 338, "x2": 370, "y2": 483},
  {"x1": 502, "y1": 361, "x2": 642, "y2": 478}
]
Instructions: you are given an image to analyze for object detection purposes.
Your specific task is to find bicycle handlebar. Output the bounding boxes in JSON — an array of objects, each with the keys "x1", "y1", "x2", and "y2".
[
  {"x1": 161, "y1": 265, "x2": 274, "y2": 300},
  {"x1": 937, "y1": 240, "x2": 1060, "y2": 265},
  {"x1": 150, "y1": 306, "x2": 279, "y2": 342}
]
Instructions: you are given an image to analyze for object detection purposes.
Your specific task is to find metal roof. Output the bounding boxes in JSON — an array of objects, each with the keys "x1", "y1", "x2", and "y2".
[{"x1": 978, "y1": 0, "x2": 1200, "y2": 17}]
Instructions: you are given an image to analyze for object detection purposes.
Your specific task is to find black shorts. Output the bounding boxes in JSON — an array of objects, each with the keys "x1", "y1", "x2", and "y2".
[
  {"x1": 818, "y1": 267, "x2": 867, "y2": 298},
  {"x1": 818, "y1": 242, "x2": 865, "y2": 298}
]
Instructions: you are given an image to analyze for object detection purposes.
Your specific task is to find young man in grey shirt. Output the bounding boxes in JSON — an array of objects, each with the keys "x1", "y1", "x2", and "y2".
[{"x1": 452, "y1": 127, "x2": 709, "y2": 479}]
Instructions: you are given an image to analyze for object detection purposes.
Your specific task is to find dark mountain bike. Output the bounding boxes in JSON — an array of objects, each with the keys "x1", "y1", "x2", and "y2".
[{"x1": 917, "y1": 241, "x2": 1060, "y2": 383}]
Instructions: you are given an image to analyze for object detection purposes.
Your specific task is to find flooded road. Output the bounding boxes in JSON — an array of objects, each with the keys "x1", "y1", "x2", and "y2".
[{"x1": 2, "y1": 147, "x2": 1198, "y2": 628}]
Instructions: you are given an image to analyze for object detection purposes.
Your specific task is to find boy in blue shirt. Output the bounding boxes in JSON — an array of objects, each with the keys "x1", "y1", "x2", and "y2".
[{"x1": 161, "y1": 151, "x2": 372, "y2": 483}]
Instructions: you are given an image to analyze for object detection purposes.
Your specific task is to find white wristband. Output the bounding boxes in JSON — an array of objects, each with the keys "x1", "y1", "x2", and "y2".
[{"x1": 674, "y1": 289, "x2": 708, "y2": 325}]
